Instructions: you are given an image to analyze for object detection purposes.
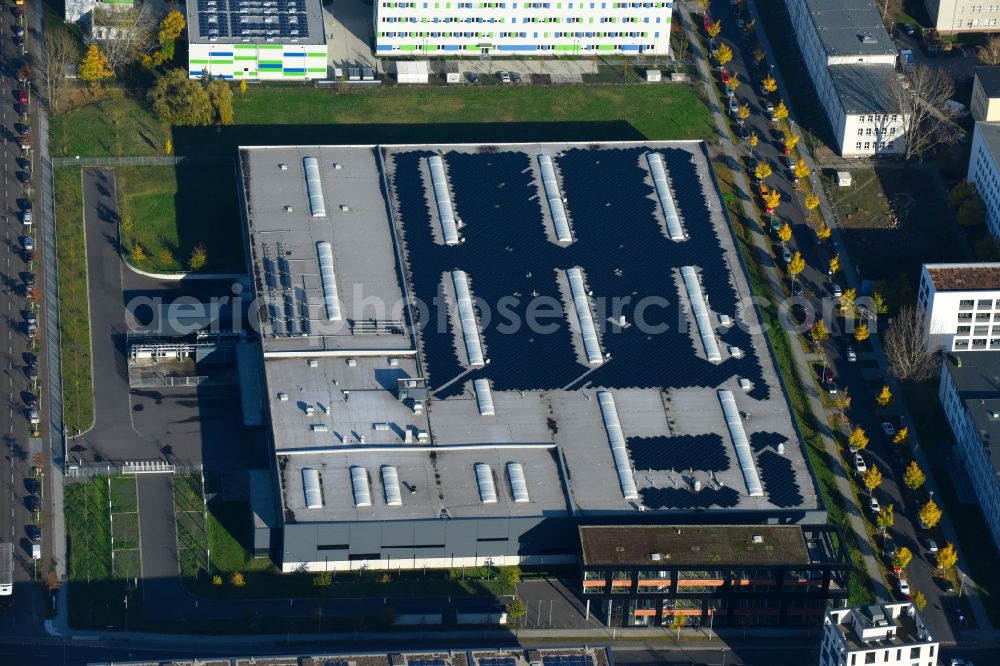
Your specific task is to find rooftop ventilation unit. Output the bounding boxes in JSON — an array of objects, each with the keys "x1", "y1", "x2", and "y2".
[
  {"x1": 718, "y1": 390, "x2": 764, "y2": 497},
  {"x1": 302, "y1": 467, "x2": 323, "y2": 508},
  {"x1": 316, "y1": 241, "x2": 343, "y2": 321},
  {"x1": 537, "y1": 154, "x2": 572, "y2": 243},
  {"x1": 597, "y1": 391, "x2": 639, "y2": 501},
  {"x1": 474, "y1": 463, "x2": 498, "y2": 504},
  {"x1": 428, "y1": 155, "x2": 460, "y2": 245},
  {"x1": 310, "y1": 424, "x2": 328, "y2": 432},
  {"x1": 452, "y1": 270, "x2": 486, "y2": 367},
  {"x1": 474, "y1": 378, "x2": 496, "y2": 416},
  {"x1": 751, "y1": 534, "x2": 764, "y2": 544},
  {"x1": 566, "y1": 267, "x2": 605, "y2": 366},
  {"x1": 681, "y1": 266, "x2": 722, "y2": 363},
  {"x1": 350, "y1": 466, "x2": 372, "y2": 507},
  {"x1": 646, "y1": 152, "x2": 687, "y2": 241},
  {"x1": 506, "y1": 462, "x2": 529, "y2": 503},
  {"x1": 381, "y1": 465, "x2": 403, "y2": 506},
  {"x1": 302, "y1": 157, "x2": 326, "y2": 218}
]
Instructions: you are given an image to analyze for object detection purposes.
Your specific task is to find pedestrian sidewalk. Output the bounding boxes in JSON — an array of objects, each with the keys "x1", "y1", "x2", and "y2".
[
  {"x1": 743, "y1": 0, "x2": 994, "y2": 636},
  {"x1": 678, "y1": 1, "x2": 888, "y2": 601}
]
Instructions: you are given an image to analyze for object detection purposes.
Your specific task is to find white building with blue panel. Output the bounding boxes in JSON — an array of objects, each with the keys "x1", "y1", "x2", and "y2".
[
  {"x1": 373, "y1": 0, "x2": 673, "y2": 56},
  {"x1": 186, "y1": 0, "x2": 328, "y2": 80}
]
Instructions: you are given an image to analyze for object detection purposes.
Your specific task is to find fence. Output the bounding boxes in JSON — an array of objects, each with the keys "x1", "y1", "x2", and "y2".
[
  {"x1": 51, "y1": 155, "x2": 230, "y2": 167},
  {"x1": 65, "y1": 460, "x2": 202, "y2": 478}
]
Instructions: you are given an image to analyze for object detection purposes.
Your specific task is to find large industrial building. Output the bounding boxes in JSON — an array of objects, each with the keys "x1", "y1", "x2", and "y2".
[
  {"x1": 236, "y1": 141, "x2": 832, "y2": 625},
  {"x1": 372, "y1": 1, "x2": 673, "y2": 56},
  {"x1": 783, "y1": 0, "x2": 906, "y2": 157},
  {"x1": 184, "y1": 0, "x2": 328, "y2": 80}
]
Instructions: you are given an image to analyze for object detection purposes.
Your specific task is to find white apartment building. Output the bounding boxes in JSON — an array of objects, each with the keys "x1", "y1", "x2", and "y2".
[
  {"x1": 940, "y1": 352, "x2": 1000, "y2": 551},
  {"x1": 971, "y1": 67, "x2": 1000, "y2": 122},
  {"x1": 918, "y1": 262, "x2": 1000, "y2": 351},
  {"x1": 925, "y1": 0, "x2": 1000, "y2": 33},
  {"x1": 969, "y1": 121, "x2": 1000, "y2": 239},
  {"x1": 819, "y1": 603, "x2": 938, "y2": 666},
  {"x1": 373, "y1": 0, "x2": 673, "y2": 56},
  {"x1": 784, "y1": 0, "x2": 906, "y2": 157}
]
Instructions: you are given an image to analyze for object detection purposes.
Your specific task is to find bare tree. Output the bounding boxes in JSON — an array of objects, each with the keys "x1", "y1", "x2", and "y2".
[
  {"x1": 41, "y1": 30, "x2": 80, "y2": 115},
  {"x1": 979, "y1": 35, "x2": 1000, "y2": 65},
  {"x1": 893, "y1": 64, "x2": 957, "y2": 161},
  {"x1": 91, "y1": 4, "x2": 154, "y2": 75},
  {"x1": 884, "y1": 304, "x2": 939, "y2": 382}
]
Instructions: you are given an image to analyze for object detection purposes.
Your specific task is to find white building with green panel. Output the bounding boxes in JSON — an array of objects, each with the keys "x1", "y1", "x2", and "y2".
[
  {"x1": 185, "y1": 0, "x2": 328, "y2": 80},
  {"x1": 373, "y1": 0, "x2": 673, "y2": 56}
]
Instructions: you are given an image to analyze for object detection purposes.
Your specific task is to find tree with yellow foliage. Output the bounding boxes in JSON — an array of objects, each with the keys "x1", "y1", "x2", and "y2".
[
  {"x1": 854, "y1": 323, "x2": 870, "y2": 342},
  {"x1": 816, "y1": 223, "x2": 831, "y2": 241},
  {"x1": 707, "y1": 19, "x2": 721, "y2": 39},
  {"x1": 777, "y1": 223, "x2": 792, "y2": 243},
  {"x1": 876, "y1": 385, "x2": 892, "y2": 407},
  {"x1": 793, "y1": 159, "x2": 810, "y2": 182},
  {"x1": 714, "y1": 43, "x2": 733, "y2": 68},
  {"x1": 761, "y1": 75, "x2": 777, "y2": 94},
  {"x1": 829, "y1": 255, "x2": 842, "y2": 275},
  {"x1": 774, "y1": 101, "x2": 789, "y2": 121},
  {"x1": 919, "y1": 499, "x2": 942, "y2": 529},
  {"x1": 79, "y1": 44, "x2": 113, "y2": 88},
  {"x1": 848, "y1": 426, "x2": 869, "y2": 451},
  {"x1": 754, "y1": 162, "x2": 772, "y2": 183}
]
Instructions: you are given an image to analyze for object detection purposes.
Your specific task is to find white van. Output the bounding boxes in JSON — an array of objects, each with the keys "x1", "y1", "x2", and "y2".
[{"x1": 31, "y1": 543, "x2": 40, "y2": 560}]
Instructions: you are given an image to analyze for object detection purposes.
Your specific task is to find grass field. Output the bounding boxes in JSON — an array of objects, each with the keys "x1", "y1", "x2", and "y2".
[
  {"x1": 50, "y1": 84, "x2": 715, "y2": 158},
  {"x1": 111, "y1": 512, "x2": 139, "y2": 550},
  {"x1": 54, "y1": 167, "x2": 94, "y2": 435},
  {"x1": 115, "y1": 165, "x2": 244, "y2": 273},
  {"x1": 172, "y1": 474, "x2": 208, "y2": 579},
  {"x1": 65, "y1": 478, "x2": 111, "y2": 582},
  {"x1": 110, "y1": 476, "x2": 137, "y2": 513}
]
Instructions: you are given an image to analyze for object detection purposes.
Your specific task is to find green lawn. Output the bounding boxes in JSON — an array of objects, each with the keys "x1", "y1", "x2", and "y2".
[
  {"x1": 111, "y1": 512, "x2": 139, "y2": 550},
  {"x1": 54, "y1": 167, "x2": 94, "y2": 435},
  {"x1": 172, "y1": 474, "x2": 204, "y2": 512},
  {"x1": 232, "y1": 84, "x2": 715, "y2": 139},
  {"x1": 50, "y1": 95, "x2": 168, "y2": 158},
  {"x1": 65, "y1": 478, "x2": 111, "y2": 582},
  {"x1": 110, "y1": 475, "x2": 137, "y2": 513},
  {"x1": 51, "y1": 83, "x2": 714, "y2": 159},
  {"x1": 115, "y1": 165, "x2": 245, "y2": 273},
  {"x1": 112, "y1": 549, "x2": 142, "y2": 580}
]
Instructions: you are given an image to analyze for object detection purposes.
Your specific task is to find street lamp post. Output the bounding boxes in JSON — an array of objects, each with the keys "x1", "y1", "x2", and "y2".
[{"x1": 721, "y1": 648, "x2": 727, "y2": 666}]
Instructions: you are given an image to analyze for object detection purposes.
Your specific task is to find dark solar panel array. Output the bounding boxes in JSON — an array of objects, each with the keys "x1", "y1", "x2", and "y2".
[
  {"x1": 542, "y1": 657, "x2": 594, "y2": 666},
  {"x1": 409, "y1": 660, "x2": 446, "y2": 666},
  {"x1": 195, "y1": 0, "x2": 310, "y2": 40},
  {"x1": 756, "y1": 450, "x2": 803, "y2": 508},
  {"x1": 480, "y1": 659, "x2": 516, "y2": 666},
  {"x1": 750, "y1": 431, "x2": 788, "y2": 453},
  {"x1": 639, "y1": 485, "x2": 740, "y2": 509},
  {"x1": 627, "y1": 434, "x2": 729, "y2": 473},
  {"x1": 390, "y1": 147, "x2": 767, "y2": 398}
]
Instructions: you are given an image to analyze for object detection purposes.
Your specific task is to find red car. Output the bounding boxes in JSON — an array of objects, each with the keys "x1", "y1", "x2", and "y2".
[
  {"x1": 721, "y1": 71, "x2": 731, "y2": 85},
  {"x1": 16, "y1": 90, "x2": 28, "y2": 104},
  {"x1": 702, "y1": 13, "x2": 712, "y2": 31}
]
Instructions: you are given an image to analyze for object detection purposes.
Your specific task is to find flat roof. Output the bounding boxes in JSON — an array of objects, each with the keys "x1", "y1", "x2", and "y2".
[
  {"x1": 239, "y1": 142, "x2": 820, "y2": 522},
  {"x1": 578, "y1": 525, "x2": 810, "y2": 566},
  {"x1": 976, "y1": 66, "x2": 1000, "y2": 99},
  {"x1": 975, "y1": 120, "x2": 1000, "y2": 164},
  {"x1": 802, "y1": 0, "x2": 897, "y2": 59},
  {"x1": 943, "y1": 352, "x2": 1000, "y2": 472},
  {"x1": 828, "y1": 63, "x2": 901, "y2": 115},
  {"x1": 186, "y1": 0, "x2": 326, "y2": 45},
  {"x1": 925, "y1": 262, "x2": 1000, "y2": 291},
  {"x1": 828, "y1": 603, "x2": 934, "y2": 652}
]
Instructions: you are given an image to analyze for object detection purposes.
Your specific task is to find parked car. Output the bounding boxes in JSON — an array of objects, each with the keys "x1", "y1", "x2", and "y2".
[
  {"x1": 739, "y1": 125, "x2": 751, "y2": 141},
  {"x1": 24, "y1": 311, "x2": 35, "y2": 325},
  {"x1": 897, "y1": 578, "x2": 911, "y2": 598},
  {"x1": 854, "y1": 454, "x2": 867, "y2": 473},
  {"x1": 782, "y1": 246, "x2": 792, "y2": 264},
  {"x1": 21, "y1": 236, "x2": 33, "y2": 251},
  {"x1": 15, "y1": 90, "x2": 27, "y2": 104},
  {"x1": 882, "y1": 422, "x2": 896, "y2": 437},
  {"x1": 24, "y1": 392, "x2": 37, "y2": 408},
  {"x1": 20, "y1": 209, "x2": 30, "y2": 225},
  {"x1": 497, "y1": 71, "x2": 511, "y2": 83},
  {"x1": 869, "y1": 496, "x2": 880, "y2": 513},
  {"x1": 25, "y1": 322, "x2": 36, "y2": 338},
  {"x1": 728, "y1": 97, "x2": 740, "y2": 116},
  {"x1": 846, "y1": 346, "x2": 857, "y2": 362},
  {"x1": 926, "y1": 538, "x2": 939, "y2": 553},
  {"x1": 948, "y1": 660, "x2": 974, "y2": 666},
  {"x1": 24, "y1": 494, "x2": 39, "y2": 512},
  {"x1": 25, "y1": 408, "x2": 37, "y2": 425},
  {"x1": 825, "y1": 381, "x2": 838, "y2": 395},
  {"x1": 831, "y1": 283, "x2": 843, "y2": 298},
  {"x1": 764, "y1": 99, "x2": 775, "y2": 113},
  {"x1": 25, "y1": 524, "x2": 40, "y2": 543},
  {"x1": 781, "y1": 155, "x2": 795, "y2": 169},
  {"x1": 467, "y1": 72, "x2": 480, "y2": 84},
  {"x1": 510, "y1": 72, "x2": 522, "y2": 84},
  {"x1": 13, "y1": 25, "x2": 23, "y2": 38},
  {"x1": 900, "y1": 23, "x2": 916, "y2": 36}
]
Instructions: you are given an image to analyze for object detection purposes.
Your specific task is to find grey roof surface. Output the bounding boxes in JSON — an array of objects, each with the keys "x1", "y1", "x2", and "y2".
[
  {"x1": 828, "y1": 64, "x2": 901, "y2": 115},
  {"x1": 240, "y1": 142, "x2": 821, "y2": 524},
  {"x1": 802, "y1": 0, "x2": 897, "y2": 59},
  {"x1": 241, "y1": 146, "x2": 411, "y2": 354},
  {"x1": 975, "y1": 121, "x2": 1000, "y2": 164},
  {"x1": 944, "y1": 352, "x2": 1000, "y2": 472},
  {"x1": 186, "y1": 0, "x2": 326, "y2": 45},
  {"x1": 976, "y1": 67, "x2": 1000, "y2": 99}
]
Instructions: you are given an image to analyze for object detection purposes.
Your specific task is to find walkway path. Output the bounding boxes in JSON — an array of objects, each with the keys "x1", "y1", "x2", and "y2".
[{"x1": 678, "y1": 2, "x2": 888, "y2": 602}]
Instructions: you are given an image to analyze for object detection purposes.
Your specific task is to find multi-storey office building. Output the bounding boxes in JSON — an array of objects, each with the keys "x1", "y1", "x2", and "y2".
[
  {"x1": 820, "y1": 603, "x2": 938, "y2": 666},
  {"x1": 940, "y1": 352, "x2": 1000, "y2": 550},
  {"x1": 579, "y1": 525, "x2": 849, "y2": 628},
  {"x1": 184, "y1": 0, "x2": 328, "y2": 80},
  {"x1": 971, "y1": 67, "x2": 1000, "y2": 122},
  {"x1": 925, "y1": 0, "x2": 1000, "y2": 33},
  {"x1": 918, "y1": 262, "x2": 1000, "y2": 352},
  {"x1": 372, "y1": 0, "x2": 673, "y2": 56},
  {"x1": 969, "y1": 121, "x2": 1000, "y2": 240},
  {"x1": 783, "y1": 0, "x2": 906, "y2": 157}
]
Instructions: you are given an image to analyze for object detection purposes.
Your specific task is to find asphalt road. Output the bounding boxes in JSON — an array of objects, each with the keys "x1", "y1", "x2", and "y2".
[
  {"x1": 712, "y1": 0, "x2": 970, "y2": 643},
  {"x1": 0, "y1": 0, "x2": 44, "y2": 634}
]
